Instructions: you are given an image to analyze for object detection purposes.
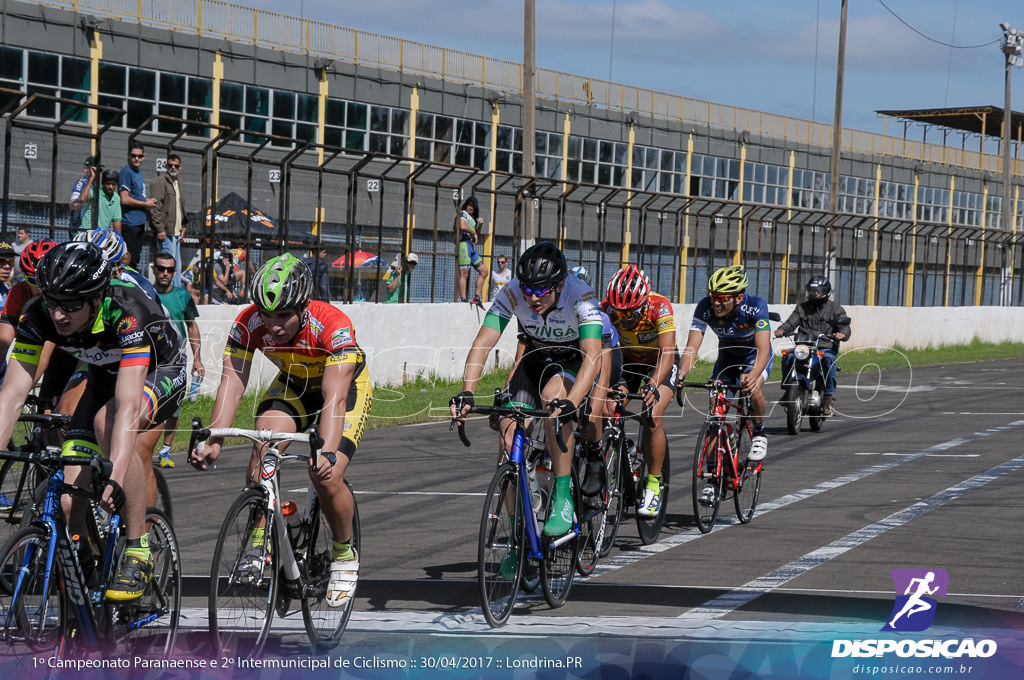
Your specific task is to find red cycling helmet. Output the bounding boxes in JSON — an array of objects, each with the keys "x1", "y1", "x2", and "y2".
[
  {"x1": 605, "y1": 264, "x2": 651, "y2": 310},
  {"x1": 20, "y1": 239, "x2": 58, "y2": 286}
]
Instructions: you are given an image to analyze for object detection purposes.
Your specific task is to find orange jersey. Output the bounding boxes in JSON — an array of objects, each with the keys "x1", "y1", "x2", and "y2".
[
  {"x1": 604, "y1": 292, "x2": 676, "y2": 363},
  {"x1": 224, "y1": 300, "x2": 367, "y2": 386}
]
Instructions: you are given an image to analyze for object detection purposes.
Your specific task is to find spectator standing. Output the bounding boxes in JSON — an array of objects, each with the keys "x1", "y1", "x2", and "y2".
[
  {"x1": 150, "y1": 153, "x2": 188, "y2": 288},
  {"x1": 384, "y1": 252, "x2": 418, "y2": 304},
  {"x1": 80, "y1": 170, "x2": 123, "y2": 233},
  {"x1": 68, "y1": 155, "x2": 99, "y2": 237},
  {"x1": 150, "y1": 252, "x2": 205, "y2": 468},
  {"x1": 456, "y1": 196, "x2": 488, "y2": 304},
  {"x1": 0, "y1": 243, "x2": 14, "y2": 310},
  {"x1": 489, "y1": 255, "x2": 511, "y2": 301},
  {"x1": 11, "y1": 227, "x2": 33, "y2": 285},
  {"x1": 303, "y1": 248, "x2": 330, "y2": 302},
  {"x1": 118, "y1": 142, "x2": 158, "y2": 268}
]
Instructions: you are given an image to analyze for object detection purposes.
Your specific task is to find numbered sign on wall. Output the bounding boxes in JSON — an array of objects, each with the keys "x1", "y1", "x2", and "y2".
[
  {"x1": 366, "y1": 179, "x2": 380, "y2": 193},
  {"x1": 24, "y1": 143, "x2": 37, "y2": 160},
  {"x1": 269, "y1": 169, "x2": 281, "y2": 184}
]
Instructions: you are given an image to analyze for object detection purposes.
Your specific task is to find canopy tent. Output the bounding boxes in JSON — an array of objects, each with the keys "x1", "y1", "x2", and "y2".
[{"x1": 201, "y1": 192, "x2": 278, "y2": 240}]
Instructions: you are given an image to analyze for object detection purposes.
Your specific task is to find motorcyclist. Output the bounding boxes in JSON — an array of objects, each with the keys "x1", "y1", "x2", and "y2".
[{"x1": 773, "y1": 276, "x2": 851, "y2": 416}]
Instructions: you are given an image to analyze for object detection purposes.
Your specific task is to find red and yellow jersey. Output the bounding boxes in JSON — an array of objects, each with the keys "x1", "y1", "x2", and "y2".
[
  {"x1": 0, "y1": 281, "x2": 35, "y2": 328},
  {"x1": 224, "y1": 300, "x2": 367, "y2": 386},
  {"x1": 603, "y1": 292, "x2": 677, "y2": 363}
]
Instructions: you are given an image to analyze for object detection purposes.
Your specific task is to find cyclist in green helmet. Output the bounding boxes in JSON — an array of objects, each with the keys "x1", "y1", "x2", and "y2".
[{"x1": 192, "y1": 253, "x2": 373, "y2": 608}]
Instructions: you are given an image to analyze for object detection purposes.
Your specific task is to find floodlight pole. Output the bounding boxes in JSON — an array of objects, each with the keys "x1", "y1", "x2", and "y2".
[{"x1": 523, "y1": 0, "x2": 536, "y2": 246}]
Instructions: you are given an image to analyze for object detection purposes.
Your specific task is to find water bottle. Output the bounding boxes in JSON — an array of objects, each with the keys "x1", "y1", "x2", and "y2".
[
  {"x1": 527, "y1": 459, "x2": 542, "y2": 514},
  {"x1": 727, "y1": 423, "x2": 739, "y2": 453},
  {"x1": 626, "y1": 438, "x2": 640, "y2": 481},
  {"x1": 282, "y1": 500, "x2": 301, "y2": 545},
  {"x1": 188, "y1": 373, "x2": 201, "y2": 402},
  {"x1": 536, "y1": 457, "x2": 553, "y2": 515}
]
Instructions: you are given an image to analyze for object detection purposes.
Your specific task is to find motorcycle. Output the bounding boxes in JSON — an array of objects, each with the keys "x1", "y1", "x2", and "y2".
[{"x1": 778, "y1": 315, "x2": 850, "y2": 435}]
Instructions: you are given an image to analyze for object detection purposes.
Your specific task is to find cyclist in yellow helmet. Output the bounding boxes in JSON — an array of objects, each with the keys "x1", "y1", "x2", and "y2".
[{"x1": 677, "y1": 265, "x2": 773, "y2": 505}]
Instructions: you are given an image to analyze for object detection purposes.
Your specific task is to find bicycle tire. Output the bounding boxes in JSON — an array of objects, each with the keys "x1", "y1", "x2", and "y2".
[
  {"x1": 574, "y1": 447, "x2": 605, "y2": 577},
  {"x1": 541, "y1": 466, "x2": 579, "y2": 609},
  {"x1": 636, "y1": 443, "x2": 670, "y2": 545},
  {"x1": 598, "y1": 429, "x2": 625, "y2": 558},
  {"x1": 102, "y1": 508, "x2": 181, "y2": 658},
  {"x1": 784, "y1": 384, "x2": 802, "y2": 435},
  {"x1": 151, "y1": 465, "x2": 173, "y2": 527},
  {"x1": 733, "y1": 424, "x2": 762, "y2": 523},
  {"x1": 209, "y1": 488, "x2": 277, "y2": 656},
  {"x1": 301, "y1": 481, "x2": 360, "y2": 652},
  {"x1": 692, "y1": 423, "x2": 723, "y2": 534},
  {"x1": 0, "y1": 525, "x2": 64, "y2": 654},
  {"x1": 478, "y1": 464, "x2": 524, "y2": 628}
]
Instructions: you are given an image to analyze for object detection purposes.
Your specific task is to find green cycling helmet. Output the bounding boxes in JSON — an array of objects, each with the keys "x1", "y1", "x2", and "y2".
[
  {"x1": 708, "y1": 264, "x2": 748, "y2": 294},
  {"x1": 251, "y1": 253, "x2": 313, "y2": 311}
]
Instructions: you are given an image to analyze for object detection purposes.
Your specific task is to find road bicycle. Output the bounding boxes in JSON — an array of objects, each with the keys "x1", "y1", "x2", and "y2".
[
  {"x1": 598, "y1": 390, "x2": 671, "y2": 551},
  {"x1": 682, "y1": 379, "x2": 762, "y2": 533},
  {"x1": 1, "y1": 398, "x2": 172, "y2": 536},
  {"x1": 0, "y1": 424, "x2": 180, "y2": 657},
  {"x1": 452, "y1": 399, "x2": 580, "y2": 628},
  {"x1": 190, "y1": 418, "x2": 359, "y2": 655}
]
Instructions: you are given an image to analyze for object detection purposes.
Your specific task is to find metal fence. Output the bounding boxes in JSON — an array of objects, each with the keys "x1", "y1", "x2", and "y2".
[
  {"x1": 3, "y1": 88, "x2": 1022, "y2": 307},
  {"x1": 35, "y1": 0, "x2": 1024, "y2": 176}
]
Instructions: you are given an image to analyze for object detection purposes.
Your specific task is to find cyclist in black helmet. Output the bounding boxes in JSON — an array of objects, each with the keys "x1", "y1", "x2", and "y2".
[
  {"x1": 451, "y1": 241, "x2": 604, "y2": 538},
  {"x1": 0, "y1": 241, "x2": 187, "y2": 602},
  {"x1": 774, "y1": 275, "x2": 850, "y2": 416}
]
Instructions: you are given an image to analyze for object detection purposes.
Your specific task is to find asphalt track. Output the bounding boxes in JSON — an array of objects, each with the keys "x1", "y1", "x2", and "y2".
[
  {"x1": 6, "y1": 357, "x2": 1024, "y2": 677},
  {"x1": 161, "y1": 358, "x2": 1024, "y2": 626}
]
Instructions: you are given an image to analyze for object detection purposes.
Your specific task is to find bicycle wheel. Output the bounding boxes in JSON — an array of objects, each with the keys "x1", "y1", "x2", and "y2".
[
  {"x1": 209, "y1": 488, "x2": 277, "y2": 656},
  {"x1": 478, "y1": 464, "x2": 524, "y2": 628},
  {"x1": 636, "y1": 442, "x2": 670, "y2": 545},
  {"x1": 598, "y1": 429, "x2": 625, "y2": 558},
  {"x1": 541, "y1": 467, "x2": 579, "y2": 609},
  {"x1": 574, "y1": 450, "x2": 605, "y2": 577},
  {"x1": 103, "y1": 508, "x2": 180, "y2": 658},
  {"x1": 732, "y1": 423, "x2": 762, "y2": 523},
  {"x1": 0, "y1": 526, "x2": 63, "y2": 653},
  {"x1": 692, "y1": 423, "x2": 723, "y2": 534},
  {"x1": 301, "y1": 481, "x2": 360, "y2": 652},
  {"x1": 151, "y1": 465, "x2": 173, "y2": 526},
  {"x1": 784, "y1": 384, "x2": 802, "y2": 435}
]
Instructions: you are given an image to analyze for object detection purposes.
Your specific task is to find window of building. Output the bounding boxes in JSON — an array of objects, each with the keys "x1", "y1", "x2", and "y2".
[
  {"x1": 952, "y1": 190, "x2": 982, "y2": 227},
  {"x1": 744, "y1": 161, "x2": 788, "y2": 206},
  {"x1": 917, "y1": 186, "x2": 949, "y2": 224},
  {"x1": 879, "y1": 181, "x2": 912, "y2": 220},
  {"x1": 839, "y1": 175, "x2": 874, "y2": 215},
  {"x1": 791, "y1": 168, "x2": 828, "y2": 210}
]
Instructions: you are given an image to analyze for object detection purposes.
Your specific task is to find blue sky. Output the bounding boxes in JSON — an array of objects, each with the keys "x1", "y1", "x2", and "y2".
[{"x1": 248, "y1": 0, "x2": 1023, "y2": 138}]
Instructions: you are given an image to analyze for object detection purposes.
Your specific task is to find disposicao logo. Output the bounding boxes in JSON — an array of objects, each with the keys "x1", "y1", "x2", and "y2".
[{"x1": 831, "y1": 568, "x2": 997, "y2": 660}]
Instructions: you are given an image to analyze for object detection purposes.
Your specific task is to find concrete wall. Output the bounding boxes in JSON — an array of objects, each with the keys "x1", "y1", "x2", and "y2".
[{"x1": 190, "y1": 303, "x2": 1024, "y2": 395}]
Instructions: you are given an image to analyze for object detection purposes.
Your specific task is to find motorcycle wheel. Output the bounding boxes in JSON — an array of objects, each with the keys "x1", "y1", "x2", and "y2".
[{"x1": 784, "y1": 384, "x2": 802, "y2": 435}]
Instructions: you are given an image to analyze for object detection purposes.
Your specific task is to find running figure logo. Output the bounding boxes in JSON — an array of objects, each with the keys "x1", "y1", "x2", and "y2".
[{"x1": 882, "y1": 568, "x2": 949, "y2": 632}]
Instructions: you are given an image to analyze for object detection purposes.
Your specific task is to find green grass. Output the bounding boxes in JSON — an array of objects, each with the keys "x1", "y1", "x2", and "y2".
[{"x1": 166, "y1": 340, "x2": 1024, "y2": 450}]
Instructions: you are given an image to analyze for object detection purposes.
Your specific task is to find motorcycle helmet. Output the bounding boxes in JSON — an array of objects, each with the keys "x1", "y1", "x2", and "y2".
[{"x1": 806, "y1": 275, "x2": 832, "y2": 303}]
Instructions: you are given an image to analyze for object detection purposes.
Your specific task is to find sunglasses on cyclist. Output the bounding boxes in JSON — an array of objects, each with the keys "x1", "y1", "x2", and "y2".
[
  {"x1": 711, "y1": 293, "x2": 737, "y2": 303},
  {"x1": 611, "y1": 306, "x2": 645, "y2": 321},
  {"x1": 43, "y1": 295, "x2": 87, "y2": 313},
  {"x1": 520, "y1": 283, "x2": 553, "y2": 298}
]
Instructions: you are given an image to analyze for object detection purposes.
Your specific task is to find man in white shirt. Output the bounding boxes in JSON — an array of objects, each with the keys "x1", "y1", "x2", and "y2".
[{"x1": 489, "y1": 255, "x2": 511, "y2": 301}]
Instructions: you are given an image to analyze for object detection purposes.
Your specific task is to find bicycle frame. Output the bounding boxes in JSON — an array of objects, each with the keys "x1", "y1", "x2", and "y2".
[
  {"x1": 2, "y1": 449, "x2": 117, "y2": 649},
  {"x1": 705, "y1": 382, "x2": 750, "y2": 487}
]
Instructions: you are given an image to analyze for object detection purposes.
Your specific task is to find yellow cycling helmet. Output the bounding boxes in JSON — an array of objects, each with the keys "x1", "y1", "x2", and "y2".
[{"x1": 708, "y1": 264, "x2": 748, "y2": 294}]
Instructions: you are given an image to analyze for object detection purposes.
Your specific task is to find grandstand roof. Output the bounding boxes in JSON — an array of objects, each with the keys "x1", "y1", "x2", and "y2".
[{"x1": 876, "y1": 106, "x2": 1024, "y2": 140}]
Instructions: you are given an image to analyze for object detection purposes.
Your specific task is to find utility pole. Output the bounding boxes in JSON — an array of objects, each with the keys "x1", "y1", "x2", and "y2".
[
  {"x1": 826, "y1": 0, "x2": 847, "y2": 281},
  {"x1": 522, "y1": 0, "x2": 537, "y2": 246},
  {"x1": 1000, "y1": 22, "x2": 1022, "y2": 305}
]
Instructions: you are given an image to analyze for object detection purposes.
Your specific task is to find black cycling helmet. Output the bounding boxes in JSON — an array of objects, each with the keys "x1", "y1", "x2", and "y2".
[
  {"x1": 35, "y1": 241, "x2": 111, "y2": 298},
  {"x1": 806, "y1": 275, "x2": 832, "y2": 302},
  {"x1": 516, "y1": 241, "x2": 567, "y2": 287}
]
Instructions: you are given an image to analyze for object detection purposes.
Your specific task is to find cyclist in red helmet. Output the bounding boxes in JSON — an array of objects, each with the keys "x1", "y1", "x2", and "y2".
[
  {"x1": 602, "y1": 264, "x2": 678, "y2": 518},
  {"x1": 0, "y1": 240, "x2": 58, "y2": 384}
]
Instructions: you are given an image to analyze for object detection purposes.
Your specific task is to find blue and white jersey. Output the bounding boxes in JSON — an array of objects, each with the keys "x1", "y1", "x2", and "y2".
[{"x1": 690, "y1": 293, "x2": 771, "y2": 351}]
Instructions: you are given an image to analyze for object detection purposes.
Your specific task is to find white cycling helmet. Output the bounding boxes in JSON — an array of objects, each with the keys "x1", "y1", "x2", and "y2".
[{"x1": 74, "y1": 228, "x2": 127, "y2": 264}]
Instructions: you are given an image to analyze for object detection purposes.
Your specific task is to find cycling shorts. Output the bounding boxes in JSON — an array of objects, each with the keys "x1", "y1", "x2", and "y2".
[
  {"x1": 256, "y1": 370, "x2": 373, "y2": 460},
  {"x1": 458, "y1": 240, "x2": 484, "y2": 269},
  {"x1": 712, "y1": 347, "x2": 774, "y2": 385},
  {"x1": 621, "y1": 358, "x2": 679, "y2": 395},
  {"x1": 64, "y1": 363, "x2": 187, "y2": 457}
]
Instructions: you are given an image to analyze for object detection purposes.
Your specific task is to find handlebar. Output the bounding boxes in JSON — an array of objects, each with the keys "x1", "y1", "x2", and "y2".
[
  {"x1": 680, "y1": 380, "x2": 744, "y2": 393},
  {"x1": 608, "y1": 390, "x2": 656, "y2": 428},
  {"x1": 189, "y1": 418, "x2": 329, "y2": 467},
  {"x1": 449, "y1": 401, "x2": 568, "y2": 452}
]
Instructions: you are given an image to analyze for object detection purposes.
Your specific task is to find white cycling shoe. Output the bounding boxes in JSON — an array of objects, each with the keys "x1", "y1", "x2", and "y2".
[
  {"x1": 326, "y1": 550, "x2": 359, "y2": 608},
  {"x1": 748, "y1": 435, "x2": 768, "y2": 462}
]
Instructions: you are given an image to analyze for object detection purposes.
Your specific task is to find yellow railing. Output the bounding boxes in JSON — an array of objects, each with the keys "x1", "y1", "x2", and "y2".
[{"x1": 47, "y1": 0, "x2": 1022, "y2": 175}]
